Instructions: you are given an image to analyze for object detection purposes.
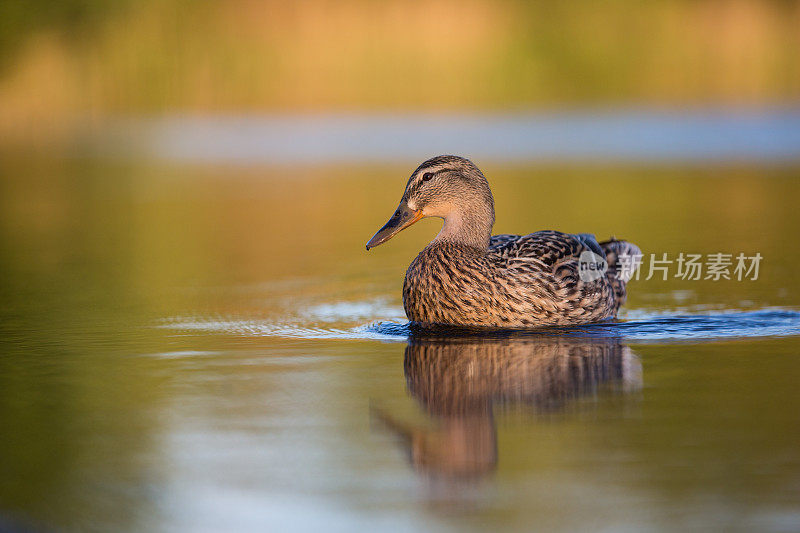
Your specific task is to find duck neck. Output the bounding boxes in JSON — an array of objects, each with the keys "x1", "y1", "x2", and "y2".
[{"x1": 432, "y1": 205, "x2": 494, "y2": 251}]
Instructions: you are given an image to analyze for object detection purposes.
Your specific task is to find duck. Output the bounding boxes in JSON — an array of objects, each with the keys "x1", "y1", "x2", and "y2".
[{"x1": 365, "y1": 155, "x2": 642, "y2": 328}]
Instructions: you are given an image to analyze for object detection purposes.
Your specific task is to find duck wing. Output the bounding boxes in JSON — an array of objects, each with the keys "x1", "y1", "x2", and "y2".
[
  {"x1": 489, "y1": 230, "x2": 603, "y2": 275},
  {"x1": 490, "y1": 230, "x2": 642, "y2": 311}
]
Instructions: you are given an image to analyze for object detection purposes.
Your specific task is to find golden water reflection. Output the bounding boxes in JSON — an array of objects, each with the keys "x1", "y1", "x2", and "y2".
[{"x1": 377, "y1": 335, "x2": 641, "y2": 479}]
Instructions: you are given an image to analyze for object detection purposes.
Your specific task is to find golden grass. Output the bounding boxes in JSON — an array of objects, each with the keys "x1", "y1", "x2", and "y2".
[{"x1": 0, "y1": 0, "x2": 798, "y2": 138}]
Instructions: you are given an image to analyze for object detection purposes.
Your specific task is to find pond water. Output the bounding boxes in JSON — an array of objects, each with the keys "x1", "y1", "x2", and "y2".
[{"x1": 1, "y1": 147, "x2": 800, "y2": 531}]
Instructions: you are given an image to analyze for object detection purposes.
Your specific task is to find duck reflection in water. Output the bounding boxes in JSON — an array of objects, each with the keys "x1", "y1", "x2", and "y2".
[{"x1": 375, "y1": 333, "x2": 641, "y2": 479}]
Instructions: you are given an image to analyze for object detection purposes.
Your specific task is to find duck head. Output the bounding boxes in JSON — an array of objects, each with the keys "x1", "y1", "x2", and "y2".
[{"x1": 365, "y1": 155, "x2": 495, "y2": 251}]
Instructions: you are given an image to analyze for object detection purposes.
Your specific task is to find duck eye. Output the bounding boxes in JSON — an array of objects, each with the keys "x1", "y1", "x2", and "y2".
[{"x1": 422, "y1": 172, "x2": 433, "y2": 181}]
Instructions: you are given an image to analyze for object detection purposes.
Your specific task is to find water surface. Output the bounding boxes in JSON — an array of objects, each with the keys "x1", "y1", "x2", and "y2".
[
  {"x1": 95, "y1": 110, "x2": 800, "y2": 164},
  {"x1": 1, "y1": 154, "x2": 800, "y2": 531}
]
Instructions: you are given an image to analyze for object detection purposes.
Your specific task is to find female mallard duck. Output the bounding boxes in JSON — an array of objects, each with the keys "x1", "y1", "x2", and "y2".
[{"x1": 366, "y1": 155, "x2": 641, "y2": 328}]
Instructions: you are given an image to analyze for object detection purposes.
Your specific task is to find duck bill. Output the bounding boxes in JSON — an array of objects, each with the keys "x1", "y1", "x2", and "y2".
[{"x1": 366, "y1": 201, "x2": 424, "y2": 250}]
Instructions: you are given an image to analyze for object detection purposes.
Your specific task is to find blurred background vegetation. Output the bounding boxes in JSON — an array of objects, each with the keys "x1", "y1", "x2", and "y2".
[{"x1": 0, "y1": 0, "x2": 798, "y2": 139}]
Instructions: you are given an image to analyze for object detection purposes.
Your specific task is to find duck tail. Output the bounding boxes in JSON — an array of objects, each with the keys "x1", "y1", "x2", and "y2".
[{"x1": 599, "y1": 238, "x2": 642, "y2": 309}]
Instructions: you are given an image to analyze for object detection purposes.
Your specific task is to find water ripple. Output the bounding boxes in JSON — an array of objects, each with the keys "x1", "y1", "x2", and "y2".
[{"x1": 160, "y1": 307, "x2": 800, "y2": 343}]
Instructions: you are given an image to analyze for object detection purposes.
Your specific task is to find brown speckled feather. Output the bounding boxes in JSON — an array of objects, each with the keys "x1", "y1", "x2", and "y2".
[{"x1": 403, "y1": 231, "x2": 641, "y2": 328}]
